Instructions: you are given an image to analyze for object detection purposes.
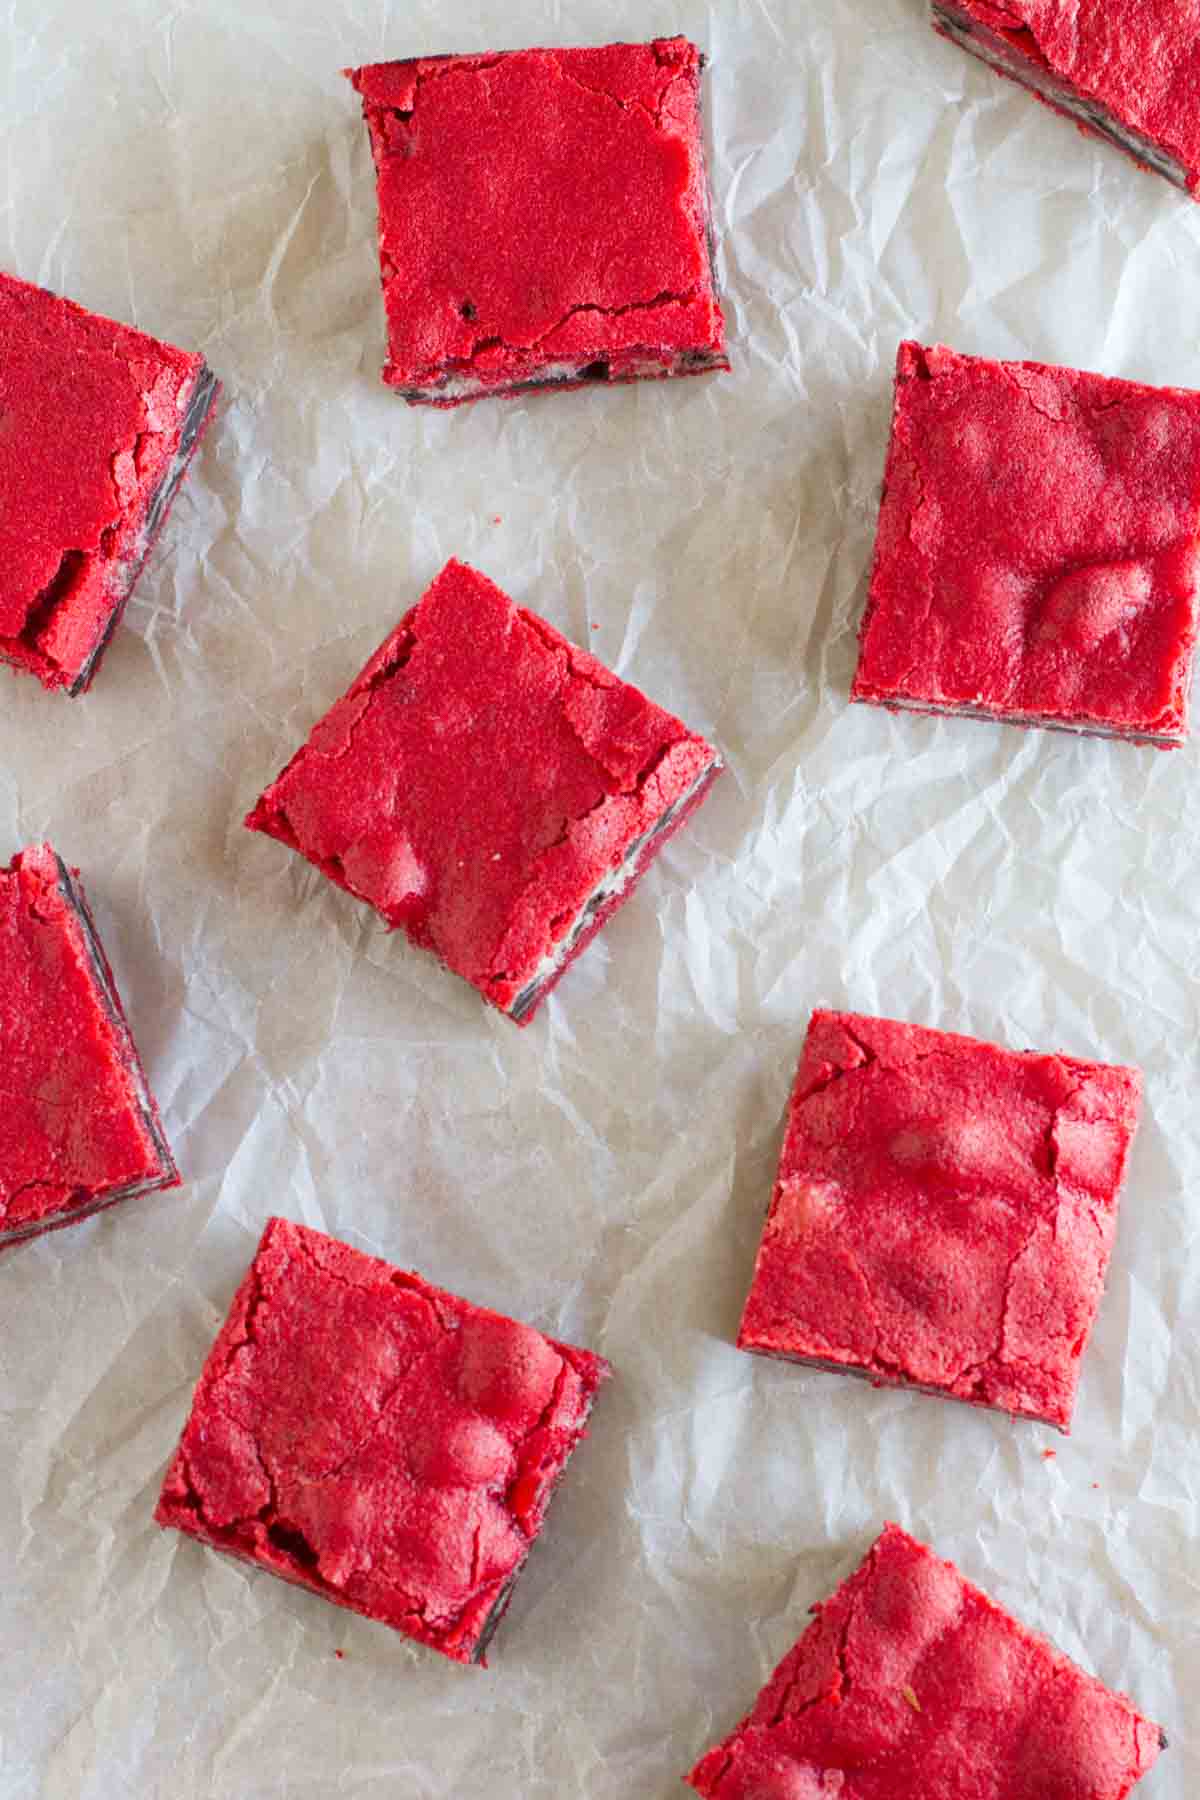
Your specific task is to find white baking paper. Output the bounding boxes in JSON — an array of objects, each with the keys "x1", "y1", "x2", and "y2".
[{"x1": 1, "y1": 0, "x2": 1197, "y2": 1794}]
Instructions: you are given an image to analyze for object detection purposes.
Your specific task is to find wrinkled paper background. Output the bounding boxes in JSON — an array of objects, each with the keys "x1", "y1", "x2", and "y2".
[{"x1": 1, "y1": 1, "x2": 1198, "y2": 1795}]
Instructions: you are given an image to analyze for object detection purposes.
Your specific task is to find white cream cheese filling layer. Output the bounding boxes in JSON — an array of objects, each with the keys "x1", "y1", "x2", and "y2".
[{"x1": 507, "y1": 757, "x2": 721, "y2": 1020}]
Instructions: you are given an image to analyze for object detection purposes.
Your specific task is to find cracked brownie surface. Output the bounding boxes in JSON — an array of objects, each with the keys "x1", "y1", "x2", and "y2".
[
  {"x1": 737, "y1": 1010, "x2": 1142, "y2": 1432},
  {"x1": 347, "y1": 37, "x2": 728, "y2": 404},
  {"x1": 0, "y1": 269, "x2": 219, "y2": 694},
  {"x1": 932, "y1": 0, "x2": 1200, "y2": 196},
  {"x1": 852, "y1": 341, "x2": 1200, "y2": 746},
  {"x1": 155, "y1": 1217, "x2": 611, "y2": 1664},
  {"x1": 245, "y1": 558, "x2": 722, "y2": 1023},
  {"x1": 686, "y1": 1523, "x2": 1166, "y2": 1798},
  {"x1": 0, "y1": 843, "x2": 179, "y2": 1246}
]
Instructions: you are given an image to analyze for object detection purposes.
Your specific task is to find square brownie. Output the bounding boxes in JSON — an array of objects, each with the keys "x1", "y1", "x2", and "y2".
[
  {"x1": 686, "y1": 1523, "x2": 1166, "y2": 1798},
  {"x1": 346, "y1": 37, "x2": 728, "y2": 405},
  {"x1": 0, "y1": 844, "x2": 179, "y2": 1247},
  {"x1": 737, "y1": 1009, "x2": 1142, "y2": 1432},
  {"x1": 0, "y1": 270, "x2": 219, "y2": 695},
  {"x1": 851, "y1": 341, "x2": 1200, "y2": 747},
  {"x1": 245, "y1": 558, "x2": 722, "y2": 1024},
  {"x1": 933, "y1": 0, "x2": 1200, "y2": 197},
  {"x1": 155, "y1": 1218, "x2": 611, "y2": 1664}
]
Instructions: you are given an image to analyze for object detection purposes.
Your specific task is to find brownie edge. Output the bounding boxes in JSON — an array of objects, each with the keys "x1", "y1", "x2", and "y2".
[{"x1": 68, "y1": 360, "x2": 221, "y2": 696}]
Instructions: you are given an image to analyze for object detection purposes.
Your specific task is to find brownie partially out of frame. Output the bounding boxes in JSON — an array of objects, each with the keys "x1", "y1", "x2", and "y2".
[
  {"x1": 933, "y1": 0, "x2": 1200, "y2": 198},
  {"x1": 852, "y1": 341, "x2": 1200, "y2": 747},
  {"x1": 0, "y1": 844, "x2": 179, "y2": 1247},
  {"x1": 0, "y1": 270, "x2": 219, "y2": 695},
  {"x1": 245, "y1": 558, "x2": 722, "y2": 1024},
  {"x1": 156, "y1": 1218, "x2": 611, "y2": 1665},
  {"x1": 346, "y1": 37, "x2": 729, "y2": 405},
  {"x1": 686, "y1": 1523, "x2": 1166, "y2": 1799},
  {"x1": 738, "y1": 1009, "x2": 1142, "y2": 1433}
]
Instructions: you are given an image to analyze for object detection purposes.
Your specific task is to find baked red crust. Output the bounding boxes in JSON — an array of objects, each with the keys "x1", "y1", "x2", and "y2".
[
  {"x1": 0, "y1": 844, "x2": 179, "y2": 1247},
  {"x1": 852, "y1": 341, "x2": 1200, "y2": 747},
  {"x1": 686, "y1": 1523, "x2": 1166, "y2": 1798},
  {"x1": 933, "y1": 0, "x2": 1200, "y2": 196},
  {"x1": 346, "y1": 37, "x2": 728, "y2": 405},
  {"x1": 245, "y1": 558, "x2": 722, "y2": 1023},
  {"x1": 737, "y1": 1010, "x2": 1142, "y2": 1432},
  {"x1": 0, "y1": 269, "x2": 219, "y2": 694},
  {"x1": 155, "y1": 1218, "x2": 611, "y2": 1664}
]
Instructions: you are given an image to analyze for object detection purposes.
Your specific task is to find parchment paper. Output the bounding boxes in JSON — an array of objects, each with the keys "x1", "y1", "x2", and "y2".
[{"x1": 1, "y1": 1, "x2": 1197, "y2": 1795}]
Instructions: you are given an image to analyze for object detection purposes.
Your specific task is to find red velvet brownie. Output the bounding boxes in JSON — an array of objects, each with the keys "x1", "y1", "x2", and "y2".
[
  {"x1": 156, "y1": 1218, "x2": 611, "y2": 1664},
  {"x1": 0, "y1": 844, "x2": 179, "y2": 1247},
  {"x1": 852, "y1": 341, "x2": 1200, "y2": 747},
  {"x1": 346, "y1": 37, "x2": 728, "y2": 405},
  {"x1": 933, "y1": 0, "x2": 1200, "y2": 197},
  {"x1": 737, "y1": 1010, "x2": 1142, "y2": 1432},
  {"x1": 0, "y1": 270, "x2": 219, "y2": 695},
  {"x1": 245, "y1": 559, "x2": 722, "y2": 1024},
  {"x1": 686, "y1": 1523, "x2": 1166, "y2": 1798}
]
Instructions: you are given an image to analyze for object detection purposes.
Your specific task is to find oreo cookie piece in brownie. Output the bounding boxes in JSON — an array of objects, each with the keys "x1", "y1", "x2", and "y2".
[
  {"x1": 852, "y1": 341, "x2": 1200, "y2": 746},
  {"x1": 156, "y1": 1218, "x2": 611, "y2": 1664},
  {"x1": 686, "y1": 1523, "x2": 1166, "y2": 1798},
  {"x1": 245, "y1": 559, "x2": 722, "y2": 1024},
  {"x1": 0, "y1": 270, "x2": 219, "y2": 695},
  {"x1": 737, "y1": 1010, "x2": 1142, "y2": 1432},
  {"x1": 346, "y1": 37, "x2": 728, "y2": 405},
  {"x1": 932, "y1": 0, "x2": 1200, "y2": 197},
  {"x1": 0, "y1": 844, "x2": 179, "y2": 1247}
]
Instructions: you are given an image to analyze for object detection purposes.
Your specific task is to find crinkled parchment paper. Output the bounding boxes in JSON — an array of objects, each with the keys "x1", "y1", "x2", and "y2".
[{"x1": 1, "y1": 1, "x2": 1197, "y2": 1795}]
